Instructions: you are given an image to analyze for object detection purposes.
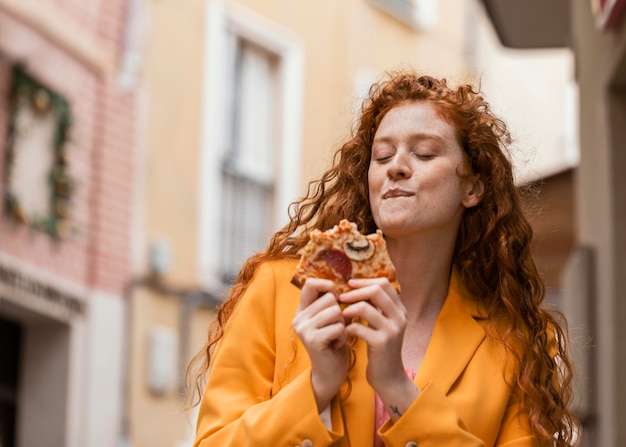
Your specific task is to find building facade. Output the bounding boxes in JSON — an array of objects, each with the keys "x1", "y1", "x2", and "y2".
[
  {"x1": 481, "y1": 0, "x2": 626, "y2": 445},
  {"x1": 568, "y1": 2, "x2": 626, "y2": 445},
  {"x1": 0, "y1": 0, "x2": 140, "y2": 446}
]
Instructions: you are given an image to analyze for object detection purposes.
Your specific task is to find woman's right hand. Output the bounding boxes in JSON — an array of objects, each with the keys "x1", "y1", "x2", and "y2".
[{"x1": 292, "y1": 278, "x2": 349, "y2": 411}]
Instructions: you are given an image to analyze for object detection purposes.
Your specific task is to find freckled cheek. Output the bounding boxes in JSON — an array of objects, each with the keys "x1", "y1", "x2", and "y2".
[
  {"x1": 367, "y1": 189, "x2": 378, "y2": 218},
  {"x1": 368, "y1": 186, "x2": 387, "y2": 227},
  {"x1": 420, "y1": 167, "x2": 463, "y2": 193},
  {"x1": 367, "y1": 171, "x2": 383, "y2": 200}
]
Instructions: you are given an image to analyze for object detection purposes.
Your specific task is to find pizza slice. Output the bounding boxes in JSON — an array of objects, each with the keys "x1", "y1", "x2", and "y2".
[{"x1": 291, "y1": 219, "x2": 400, "y2": 295}]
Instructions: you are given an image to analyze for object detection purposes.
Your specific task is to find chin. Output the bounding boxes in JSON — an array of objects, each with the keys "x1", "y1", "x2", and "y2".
[{"x1": 375, "y1": 218, "x2": 414, "y2": 236}]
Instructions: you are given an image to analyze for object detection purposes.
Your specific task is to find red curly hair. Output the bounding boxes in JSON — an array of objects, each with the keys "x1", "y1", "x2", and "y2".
[{"x1": 187, "y1": 71, "x2": 578, "y2": 445}]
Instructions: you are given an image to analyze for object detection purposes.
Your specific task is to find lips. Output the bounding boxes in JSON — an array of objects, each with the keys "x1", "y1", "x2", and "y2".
[{"x1": 382, "y1": 188, "x2": 413, "y2": 199}]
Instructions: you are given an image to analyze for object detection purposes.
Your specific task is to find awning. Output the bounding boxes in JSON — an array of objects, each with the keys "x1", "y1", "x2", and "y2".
[{"x1": 478, "y1": 0, "x2": 570, "y2": 49}]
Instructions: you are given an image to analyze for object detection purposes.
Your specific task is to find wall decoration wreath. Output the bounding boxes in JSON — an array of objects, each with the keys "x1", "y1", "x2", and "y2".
[{"x1": 3, "y1": 66, "x2": 75, "y2": 239}]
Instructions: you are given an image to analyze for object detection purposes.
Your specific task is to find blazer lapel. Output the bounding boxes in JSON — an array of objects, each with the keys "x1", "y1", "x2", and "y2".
[{"x1": 415, "y1": 270, "x2": 486, "y2": 395}]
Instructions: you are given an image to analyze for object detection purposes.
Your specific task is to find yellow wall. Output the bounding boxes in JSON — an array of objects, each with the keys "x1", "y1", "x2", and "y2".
[
  {"x1": 144, "y1": 0, "x2": 205, "y2": 285},
  {"x1": 131, "y1": 0, "x2": 213, "y2": 445}
]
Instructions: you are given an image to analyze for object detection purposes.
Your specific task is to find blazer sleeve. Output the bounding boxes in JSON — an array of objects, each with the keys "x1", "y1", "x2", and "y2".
[
  {"x1": 378, "y1": 381, "x2": 543, "y2": 447},
  {"x1": 193, "y1": 262, "x2": 344, "y2": 447},
  {"x1": 494, "y1": 323, "x2": 560, "y2": 446},
  {"x1": 377, "y1": 381, "x2": 486, "y2": 447},
  {"x1": 492, "y1": 390, "x2": 540, "y2": 446}
]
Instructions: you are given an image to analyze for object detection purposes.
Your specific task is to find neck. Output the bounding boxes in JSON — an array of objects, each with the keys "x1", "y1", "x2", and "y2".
[{"x1": 385, "y1": 232, "x2": 456, "y2": 320}]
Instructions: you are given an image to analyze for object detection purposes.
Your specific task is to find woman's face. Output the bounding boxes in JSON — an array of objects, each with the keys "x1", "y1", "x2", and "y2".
[{"x1": 368, "y1": 101, "x2": 479, "y2": 239}]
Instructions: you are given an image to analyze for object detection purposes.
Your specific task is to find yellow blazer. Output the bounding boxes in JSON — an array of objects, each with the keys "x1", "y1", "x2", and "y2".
[{"x1": 194, "y1": 259, "x2": 542, "y2": 447}]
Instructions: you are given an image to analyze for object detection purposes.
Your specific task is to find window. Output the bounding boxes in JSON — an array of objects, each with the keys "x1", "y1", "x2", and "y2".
[
  {"x1": 199, "y1": 2, "x2": 304, "y2": 290},
  {"x1": 219, "y1": 38, "x2": 278, "y2": 283}
]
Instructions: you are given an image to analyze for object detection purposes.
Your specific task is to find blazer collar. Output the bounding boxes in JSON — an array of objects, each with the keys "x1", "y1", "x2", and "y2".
[{"x1": 415, "y1": 268, "x2": 486, "y2": 394}]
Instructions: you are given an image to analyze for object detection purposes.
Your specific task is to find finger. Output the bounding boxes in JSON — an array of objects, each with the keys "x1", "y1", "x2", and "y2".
[
  {"x1": 348, "y1": 278, "x2": 400, "y2": 304},
  {"x1": 345, "y1": 318, "x2": 377, "y2": 343},
  {"x1": 345, "y1": 317, "x2": 403, "y2": 356},
  {"x1": 299, "y1": 278, "x2": 339, "y2": 310},
  {"x1": 318, "y1": 322, "x2": 348, "y2": 347},
  {"x1": 293, "y1": 296, "x2": 344, "y2": 335},
  {"x1": 300, "y1": 321, "x2": 346, "y2": 349},
  {"x1": 296, "y1": 292, "x2": 341, "y2": 324},
  {"x1": 342, "y1": 300, "x2": 387, "y2": 330},
  {"x1": 330, "y1": 325, "x2": 348, "y2": 349},
  {"x1": 309, "y1": 301, "x2": 345, "y2": 328},
  {"x1": 340, "y1": 282, "x2": 405, "y2": 321}
]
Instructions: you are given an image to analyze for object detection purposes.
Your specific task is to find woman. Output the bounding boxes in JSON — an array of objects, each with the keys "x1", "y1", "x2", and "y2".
[{"x1": 188, "y1": 72, "x2": 578, "y2": 446}]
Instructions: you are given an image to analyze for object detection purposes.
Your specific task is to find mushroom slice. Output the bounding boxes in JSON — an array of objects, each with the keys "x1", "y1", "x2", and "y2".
[{"x1": 343, "y1": 238, "x2": 375, "y2": 261}]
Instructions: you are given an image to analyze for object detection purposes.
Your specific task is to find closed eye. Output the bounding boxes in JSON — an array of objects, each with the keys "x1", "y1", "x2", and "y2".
[{"x1": 414, "y1": 153, "x2": 436, "y2": 160}]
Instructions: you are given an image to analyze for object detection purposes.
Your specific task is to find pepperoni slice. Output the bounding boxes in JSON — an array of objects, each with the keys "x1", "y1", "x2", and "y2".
[{"x1": 318, "y1": 249, "x2": 352, "y2": 282}]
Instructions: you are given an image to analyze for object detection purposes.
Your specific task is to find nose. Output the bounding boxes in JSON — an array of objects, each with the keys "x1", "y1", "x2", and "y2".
[{"x1": 387, "y1": 151, "x2": 412, "y2": 180}]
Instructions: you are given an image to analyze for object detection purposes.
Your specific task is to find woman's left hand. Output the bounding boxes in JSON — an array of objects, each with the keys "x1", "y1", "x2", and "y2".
[
  {"x1": 339, "y1": 278, "x2": 419, "y2": 421},
  {"x1": 339, "y1": 278, "x2": 409, "y2": 389}
]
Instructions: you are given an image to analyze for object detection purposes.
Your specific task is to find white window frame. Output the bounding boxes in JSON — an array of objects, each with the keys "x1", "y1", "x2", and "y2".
[{"x1": 198, "y1": 1, "x2": 304, "y2": 291}]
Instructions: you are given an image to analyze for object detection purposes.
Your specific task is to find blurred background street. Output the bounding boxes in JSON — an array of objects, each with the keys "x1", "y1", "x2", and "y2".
[{"x1": 0, "y1": 0, "x2": 624, "y2": 446}]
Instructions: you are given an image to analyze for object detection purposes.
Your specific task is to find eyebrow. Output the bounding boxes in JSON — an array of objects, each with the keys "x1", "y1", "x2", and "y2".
[{"x1": 372, "y1": 133, "x2": 445, "y2": 145}]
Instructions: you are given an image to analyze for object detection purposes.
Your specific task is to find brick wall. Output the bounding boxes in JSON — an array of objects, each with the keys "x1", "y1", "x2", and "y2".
[
  {"x1": 87, "y1": 74, "x2": 136, "y2": 293},
  {"x1": 0, "y1": 0, "x2": 136, "y2": 296}
]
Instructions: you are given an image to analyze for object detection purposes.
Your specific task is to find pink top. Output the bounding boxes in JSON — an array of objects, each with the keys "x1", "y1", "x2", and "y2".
[{"x1": 373, "y1": 367, "x2": 416, "y2": 447}]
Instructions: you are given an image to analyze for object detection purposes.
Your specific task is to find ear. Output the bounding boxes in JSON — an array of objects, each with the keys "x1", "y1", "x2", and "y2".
[{"x1": 461, "y1": 174, "x2": 484, "y2": 208}]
